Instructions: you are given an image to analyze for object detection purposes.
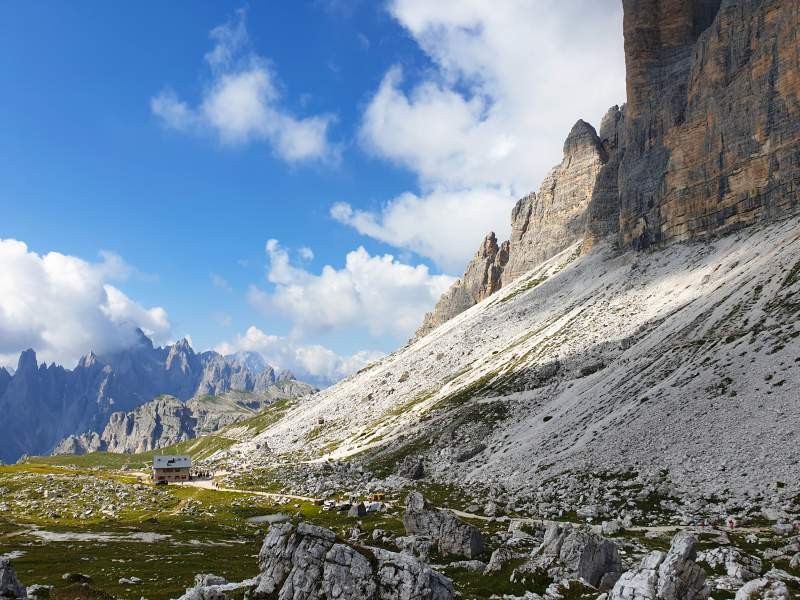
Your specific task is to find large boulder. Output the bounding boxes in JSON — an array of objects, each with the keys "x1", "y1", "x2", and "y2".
[
  {"x1": 734, "y1": 578, "x2": 790, "y2": 600},
  {"x1": 402, "y1": 492, "x2": 485, "y2": 559},
  {"x1": 610, "y1": 532, "x2": 709, "y2": 600},
  {"x1": 253, "y1": 522, "x2": 453, "y2": 600},
  {"x1": 523, "y1": 523, "x2": 622, "y2": 590},
  {"x1": 0, "y1": 559, "x2": 26, "y2": 599}
]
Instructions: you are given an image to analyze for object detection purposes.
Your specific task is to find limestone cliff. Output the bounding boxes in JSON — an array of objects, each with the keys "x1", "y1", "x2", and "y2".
[
  {"x1": 416, "y1": 233, "x2": 508, "y2": 337},
  {"x1": 619, "y1": 0, "x2": 799, "y2": 248},
  {"x1": 416, "y1": 120, "x2": 608, "y2": 337},
  {"x1": 418, "y1": 0, "x2": 799, "y2": 336}
]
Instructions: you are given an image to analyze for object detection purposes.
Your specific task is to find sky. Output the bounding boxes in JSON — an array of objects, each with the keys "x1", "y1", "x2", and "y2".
[{"x1": 0, "y1": 0, "x2": 626, "y2": 386}]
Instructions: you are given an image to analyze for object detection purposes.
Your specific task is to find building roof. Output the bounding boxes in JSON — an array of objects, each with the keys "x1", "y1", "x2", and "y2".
[{"x1": 153, "y1": 455, "x2": 192, "y2": 469}]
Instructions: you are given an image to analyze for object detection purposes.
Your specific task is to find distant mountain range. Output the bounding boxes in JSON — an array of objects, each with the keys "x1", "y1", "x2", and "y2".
[{"x1": 0, "y1": 329, "x2": 315, "y2": 462}]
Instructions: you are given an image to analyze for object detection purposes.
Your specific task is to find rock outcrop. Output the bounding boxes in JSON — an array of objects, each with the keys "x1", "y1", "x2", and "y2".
[
  {"x1": 402, "y1": 492, "x2": 485, "y2": 559},
  {"x1": 734, "y1": 577, "x2": 790, "y2": 599},
  {"x1": 253, "y1": 522, "x2": 454, "y2": 600},
  {"x1": 0, "y1": 559, "x2": 26, "y2": 599},
  {"x1": 417, "y1": 0, "x2": 800, "y2": 337},
  {"x1": 619, "y1": 0, "x2": 800, "y2": 250},
  {"x1": 0, "y1": 334, "x2": 315, "y2": 462},
  {"x1": 417, "y1": 233, "x2": 509, "y2": 337},
  {"x1": 522, "y1": 523, "x2": 622, "y2": 590},
  {"x1": 416, "y1": 120, "x2": 607, "y2": 338},
  {"x1": 610, "y1": 532, "x2": 709, "y2": 600}
]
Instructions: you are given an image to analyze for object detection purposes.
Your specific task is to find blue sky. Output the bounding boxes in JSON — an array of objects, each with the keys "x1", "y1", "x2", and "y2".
[{"x1": 0, "y1": 1, "x2": 625, "y2": 384}]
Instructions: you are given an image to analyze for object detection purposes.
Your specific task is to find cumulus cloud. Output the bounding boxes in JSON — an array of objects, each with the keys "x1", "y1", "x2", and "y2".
[
  {"x1": 151, "y1": 9, "x2": 336, "y2": 163},
  {"x1": 216, "y1": 325, "x2": 383, "y2": 387},
  {"x1": 331, "y1": 187, "x2": 516, "y2": 272},
  {"x1": 339, "y1": 0, "x2": 625, "y2": 269},
  {"x1": 249, "y1": 239, "x2": 455, "y2": 340},
  {"x1": 0, "y1": 239, "x2": 170, "y2": 369}
]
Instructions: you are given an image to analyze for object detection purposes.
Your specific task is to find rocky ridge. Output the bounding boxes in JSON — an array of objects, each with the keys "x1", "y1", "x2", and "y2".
[
  {"x1": 0, "y1": 335, "x2": 314, "y2": 462},
  {"x1": 52, "y1": 379, "x2": 312, "y2": 455}
]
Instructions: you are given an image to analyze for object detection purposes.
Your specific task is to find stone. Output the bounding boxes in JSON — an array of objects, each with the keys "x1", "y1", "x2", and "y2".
[
  {"x1": 348, "y1": 502, "x2": 367, "y2": 518},
  {"x1": 697, "y1": 547, "x2": 762, "y2": 582},
  {"x1": 524, "y1": 523, "x2": 622, "y2": 590},
  {"x1": 610, "y1": 532, "x2": 709, "y2": 600},
  {"x1": 734, "y1": 578, "x2": 790, "y2": 600},
  {"x1": 416, "y1": 233, "x2": 509, "y2": 337},
  {"x1": 402, "y1": 492, "x2": 485, "y2": 559},
  {"x1": 252, "y1": 521, "x2": 454, "y2": 600},
  {"x1": 0, "y1": 560, "x2": 26, "y2": 599},
  {"x1": 485, "y1": 547, "x2": 514, "y2": 574}
]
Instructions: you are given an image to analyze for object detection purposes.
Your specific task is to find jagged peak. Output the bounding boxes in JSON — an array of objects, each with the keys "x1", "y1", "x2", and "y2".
[
  {"x1": 16, "y1": 349, "x2": 38, "y2": 374},
  {"x1": 562, "y1": 119, "x2": 602, "y2": 156}
]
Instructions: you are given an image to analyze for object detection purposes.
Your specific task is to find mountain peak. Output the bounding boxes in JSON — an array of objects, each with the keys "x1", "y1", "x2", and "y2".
[{"x1": 16, "y1": 349, "x2": 38, "y2": 374}]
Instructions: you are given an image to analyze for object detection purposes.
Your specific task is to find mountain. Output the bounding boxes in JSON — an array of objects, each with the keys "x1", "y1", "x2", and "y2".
[
  {"x1": 53, "y1": 384, "x2": 309, "y2": 455},
  {"x1": 202, "y1": 0, "x2": 799, "y2": 507},
  {"x1": 0, "y1": 331, "x2": 315, "y2": 462},
  {"x1": 419, "y1": 0, "x2": 798, "y2": 337}
]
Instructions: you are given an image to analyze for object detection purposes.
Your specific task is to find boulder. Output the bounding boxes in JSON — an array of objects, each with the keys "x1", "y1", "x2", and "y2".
[
  {"x1": 253, "y1": 521, "x2": 454, "y2": 600},
  {"x1": 0, "y1": 560, "x2": 26, "y2": 599},
  {"x1": 524, "y1": 523, "x2": 622, "y2": 590},
  {"x1": 484, "y1": 547, "x2": 514, "y2": 574},
  {"x1": 734, "y1": 578, "x2": 790, "y2": 600},
  {"x1": 610, "y1": 532, "x2": 709, "y2": 600},
  {"x1": 402, "y1": 492, "x2": 485, "y2": 559},
  {"x1": 696, "y1": 547, "x2": 762, "y2": 582}
]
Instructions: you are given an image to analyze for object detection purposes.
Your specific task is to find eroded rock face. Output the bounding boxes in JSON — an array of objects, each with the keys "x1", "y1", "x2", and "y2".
[
  {"x1": 0, "y1": 559, "x2": 27, "y2": 599},
  {"x1": 416, "y1": 0, "x2": 799, "y2": 338},
  {"x1": 502, "y1": 120, "x2": 608, "y2": 285},
  {"x1": 402, "y1": 492, "x2": 485, "y2": 559},
  {"x1": 523, "y1": 523, "x2": 622, "y2": 590},
  {"x1": 253, "y1": 522, "x2": 454, "y2": 600},
  {"x1": 416, "y1": 233, "x2": 509, "y2": 338},
  {"x1": 416, "y1": 120, "x2": 608, "y2": 338},
  {"x1": 610, "y1": 532, "x2": 709, "y2": 600},
  {"x1": 619, "y1": 0, "x2": 800, "y2": 249}
]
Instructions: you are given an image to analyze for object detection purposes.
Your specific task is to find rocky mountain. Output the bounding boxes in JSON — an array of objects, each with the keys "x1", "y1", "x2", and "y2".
[
  {"x1": 0, "y1": 332, "x2": 314, "y2": 462},
  {"x1": 53, "y1": 377, "x2": 312, "y2": 455},
  {"x1": 197, "y1": 0, "x2": 800, "y2": 512},
  {"x1": 419, "y1": 0, "x2": 798, "y2": 336}
]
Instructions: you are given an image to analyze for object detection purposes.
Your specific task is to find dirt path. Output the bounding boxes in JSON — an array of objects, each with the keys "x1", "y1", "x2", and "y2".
[{"x1": 179, "y1": 478, "x2": 318, "y2": 503}]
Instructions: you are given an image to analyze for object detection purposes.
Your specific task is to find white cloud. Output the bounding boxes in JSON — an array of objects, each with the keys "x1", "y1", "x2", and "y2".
[
  {"x1": 331, "y1": 187, "x2": 516, "y2": 272},
  {"x1": 341, "y1": 0, "x2": 625, "y2": 270},
  {"x1": 0, "y1": 239, "x2": 171, "y2": 369},
  {"x1": 151, "y1": 9, "x2": 336, "y2": 163},
  {"x1": 216, "y1": 326, "x2": 383, "y2": 387},
  {"x1": 249, "y1": 239, "x2": 455, "y2": 340}
]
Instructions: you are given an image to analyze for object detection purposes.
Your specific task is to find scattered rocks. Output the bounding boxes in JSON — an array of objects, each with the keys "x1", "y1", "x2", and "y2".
[
  {"x1": 397, "y1": 456, "x2": 425, "y2": 480},
  {"x1": 734, "y1": 578, "x2": 790, "y2": 600},
  {"x1": 610, "y1": 532, "x2": 709, "y2": 600},
  {"x1": 523, "y1": 523, "x2": 622, "y2": 590},
  {"x1": 402, "y1": 492, "x2": 485, "y2": 559},
  {"x1": 253, "y1": 521, "x2": 454, "y2": 600}
]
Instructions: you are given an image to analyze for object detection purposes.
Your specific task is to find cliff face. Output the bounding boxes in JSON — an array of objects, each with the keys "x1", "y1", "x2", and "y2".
[
  {"x1": 619, "y1": 0, "x2": 800, "y2": 248},
  {"x1": 417, "y1": 233, "x2": 508, "y2": 337},
  {"x1": 418, "y1": 0, "x2": 799, "y2": 336},
  {"x1": 502, "y1": 120, "x2": 608, "y2": 284}
]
